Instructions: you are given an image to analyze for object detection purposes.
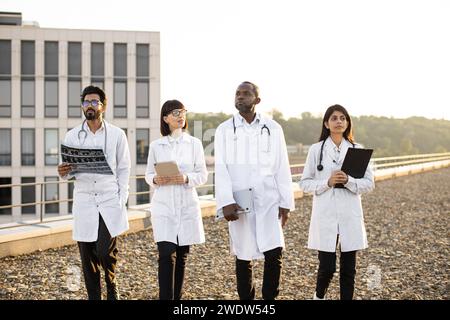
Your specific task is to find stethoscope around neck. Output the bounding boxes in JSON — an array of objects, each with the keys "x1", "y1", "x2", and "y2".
[
  {"x1": 317, "y1": 138, "x2": 355, "y2": 171},
  {"x1": 78, "y1": 119, "x2": 108, "y2": 158},
  {"x1": 232, "y1": 116, "x2": 271, "y2": 152}
]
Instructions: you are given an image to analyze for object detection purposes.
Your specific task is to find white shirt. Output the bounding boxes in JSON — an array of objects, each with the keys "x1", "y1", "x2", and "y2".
[
  {"x1": 214, "y1": 113, "x2": 295, "y2": 260},
  {"x1": 61, "y1": 120, "x2": 131, "y2": 242},
  {"x1": 299, "y1": 137, "x2": 375, "y2": 252},
  {"x1": 145, "y1": 132, "x2": 208, "y2": 246}
]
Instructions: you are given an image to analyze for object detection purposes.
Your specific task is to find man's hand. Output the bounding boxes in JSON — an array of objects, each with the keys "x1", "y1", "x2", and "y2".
[
  {"x1": 222, "y1": 203, "x2": 244, "y2": 222},
  {"x1": 57, "y1": 163, "x2": 72, "y2": 178},
  {"x1": 328, "y1": 170, "x2": 348, "y2": 187},
  {"x1": 154, "y1": 174, "x2": 188, "y2": 186},
  {"x1": 279, "y1": 207, "x2": 290, "y2": 228}
]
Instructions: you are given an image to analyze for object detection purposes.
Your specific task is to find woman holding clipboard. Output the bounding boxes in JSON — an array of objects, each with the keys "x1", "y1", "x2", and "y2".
[
  {"x1": 299, "y1": 104, "x2": 374, "y2": 300},
  {"x1": 145, "y1": 100, "x2": 208, "y2": 300}
]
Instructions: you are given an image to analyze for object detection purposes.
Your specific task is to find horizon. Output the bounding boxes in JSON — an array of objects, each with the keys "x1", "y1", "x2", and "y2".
[{"x1": 187, "y1": 109, "x2": 450, "y2": 121}]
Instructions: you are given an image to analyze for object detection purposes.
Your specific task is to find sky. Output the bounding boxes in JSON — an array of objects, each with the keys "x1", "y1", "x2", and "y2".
[{"x1": 2, "y1": 0, "x2": 449, "y2": 120}]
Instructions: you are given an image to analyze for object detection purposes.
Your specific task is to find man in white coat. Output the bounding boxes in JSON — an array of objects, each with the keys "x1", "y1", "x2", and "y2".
[
  {"x1": 214, "y1": 81, "x2": 295, "y2": 300},
  {"x1": 57, "y1": 85, "x2": 130, "y2": 300}
]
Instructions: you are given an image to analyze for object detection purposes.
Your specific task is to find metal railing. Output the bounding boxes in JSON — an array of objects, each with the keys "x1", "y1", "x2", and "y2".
[{"x1": 1, "y1": 152, "x2": 449, "y2": 229}]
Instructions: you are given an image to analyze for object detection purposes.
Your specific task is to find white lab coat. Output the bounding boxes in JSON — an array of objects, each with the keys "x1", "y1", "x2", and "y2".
[
  {"x1": 214, "y1": 113, "x2": 295, "y2": 260},
  {"x1": 145, "y1": 133, "x2": 208, "y2": 246},
  {"x1": 299, "y1": 137, "x2": 374, "y2": 252},
  {"x1": 61, "y1": 121, "x2": 131, "y2": 242}
]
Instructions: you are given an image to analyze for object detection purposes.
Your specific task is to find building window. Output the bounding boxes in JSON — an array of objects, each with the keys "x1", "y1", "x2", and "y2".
[
  {"x1": 114, "y1": 43, "x2": 127, "y2": 77},
  {"x1": 114, "y1": 81, "x2": 127, "y2": 118},
  {"x1": 136, "y1": 80, "x2": 149, "y2": 118},
  {"x1": 45, "y1": 41, "x2": 58, "y2": 75},
  {"x1": 0, "y1": 129, "x2": 11, "y2": 165},
  {"x1": 45, "y1": 177, "x2": 59, "y2": 214},
  {"x1": 21, "y1": 129, "x2": 35, "y2": 166},
  {"x1": 0, "y1": 40, "x2": 11, "y2": 117},
  {"x1": 0, "y1": 79, "x2": 11, "y2": 117},
  {"x1": 21, "y1": 80, "x2": 35, "y2": 117},
  {"x1": 21, "y1": 177, "x2": 36, "y2": 214},
  {"x1": 91, "y1": 43, "x2": 104, "y2": 77},
  {"x1": 136, "y1": 129, "x2": 149, "y2": 164},
  {"x1": 136, "y1": 44, "x2": 149, "y2": 77},
  {"x1": 68, "y1": 182, "x2": 74, "y2": 214},
  {"x1": 68, "y1": 80, "x2": 81, "y2": 118},
  {"x1": 45, "y1": 80, "x2": 58, "y2": 117},
  {"x1": 21, "y1": 41, "x2": 35, "y2": 75},
  {"x1": 45, "y1": 129, "x2": 59, "y2": 165},
  {"x1": 91, "y1": 80, "x2": 104, "y2": 89},
  {"x1": 136, "y1": 178, "x2": 150, "y2": 205},
  {"x1": 68, "y1": 42, "x2": 81, "y2": 76},
  {"x1": 0, "y1": 177, "x2": 12, "y2": 215},
  {"x1": 68, "y1": 42, "x2": 82, "y2": 119},
  {"x1": 0, "y1": 40, "x2": 11, "y2": 75}
]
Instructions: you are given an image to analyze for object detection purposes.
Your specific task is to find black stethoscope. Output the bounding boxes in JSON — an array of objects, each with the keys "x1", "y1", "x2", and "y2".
[
  {"x1": 317, "y1": 139, "x2": 355, "y2": 171},
  {"x1": 232, "y1": 116, "x2": 271, "y2": 152},
  {"x1": 78, "y1": 119, "x2": 108, "y2": 157}
]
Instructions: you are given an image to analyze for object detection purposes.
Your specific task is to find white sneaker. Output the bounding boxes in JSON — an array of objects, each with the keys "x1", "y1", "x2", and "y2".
[{"x1": 313, "y1": 292, "x2": 326, "y2": 300}]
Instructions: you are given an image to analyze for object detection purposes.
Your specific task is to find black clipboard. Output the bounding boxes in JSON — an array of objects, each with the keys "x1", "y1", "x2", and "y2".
[{"x1": 335, "y1": 148, "x2": 373, "y2": 188}]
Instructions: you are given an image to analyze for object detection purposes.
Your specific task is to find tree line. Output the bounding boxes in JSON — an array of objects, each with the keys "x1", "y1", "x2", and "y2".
[{"x1": 187, "y1": 110, "x2": 450, "y2": 157}]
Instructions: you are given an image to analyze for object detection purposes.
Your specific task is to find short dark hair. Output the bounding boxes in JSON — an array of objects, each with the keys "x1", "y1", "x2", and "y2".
[
  {"x1": 319, "y1": 104, "x2": 354, "y2": 143},
  {"x1": 80, "y1": 85, "x2": 107, "y2": 105},
  {"x1": 241, "y1": 81, "x2": 260, "y2": 98},
  {"x1": 160, "y1": 100, "x2": 188, "y2": 136}
]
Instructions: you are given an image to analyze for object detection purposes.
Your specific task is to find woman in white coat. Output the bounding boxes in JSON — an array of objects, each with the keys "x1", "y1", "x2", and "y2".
[
  {"x1": 299, "y1": 104, "x2": 374, "y2": 300},
  {"x1": 145, "y1": 100, "x2": 208, "y2": 300}
]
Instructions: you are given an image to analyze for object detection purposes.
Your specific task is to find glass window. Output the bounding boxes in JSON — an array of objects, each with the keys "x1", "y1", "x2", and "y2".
[
  {"x1": 136, "y1": 129, "x2": 149, "y2": 164},
  {"x1": 0, "y1": 129, "x2": 11, "y2": 166},
  {"x1": 45, "y1": 177, "x2": 59, "y2": 214},
  {"x1": 136, "y1": 44, "x2": 149, "y2": 78},
  {"x1": 0, "y1": 40, "x2": 11, "y2": 75},
  {"x1": 45, "y1": 41, "x2": 58, "y2": 75},
  {"x1": 45, "y1": 80, "x2": 58, "y2": 117},
  {"x1": 21, "y1": 129, "x2": 35, "y2": 166},
  {"x1": 21, "y1": 41, "x2": 35, "y2": 75},
  {"x1": 114, "y1": 43, "x2": 127, "y2": 77},
  {"x1": 114, "y1": 81, "x2": 127, "y2": 118},
  {"x1": 21, "y1": 177, "x2": 36, "y2": 214},
  {"x1": 68, "y1": 42, "x2": 81, "y2": 76},
  {"x1": 0, "y1": 177, "x2": 12, "y2": 215},
  {"x1": 91, "y1": 80, "x2": 104, "y2": 89},
  {"x1": 45, "y1": 129, "x2": 59, "y2": 165},
  {"x1": 0, "y1": 80, "x2": 11, "y2": 117},
  {"x1": 91, "y1": 43, "x2": 104, "y2": 76},
  {"x1": 68, "y1": 80, "x2": 81, "y2": 118},
  {"x1": 21, "y1": 80, "x2": 35, "y2": 117},
  {"x1": 68, "y1": 181, "x2": 74, "y2": 214},
  {"x1": 136, "y1": 178, "x2": 150, "y2": 205},
  {"x1": 136, "y1": 81, "x2": 149, "y2": 118}
]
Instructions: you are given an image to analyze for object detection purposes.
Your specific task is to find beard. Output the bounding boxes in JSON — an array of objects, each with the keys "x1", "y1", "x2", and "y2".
[
  {"x1": 235, "y1": 102, "x2": 254, "y2": 114},
  {"x1": 84, "y1": 108, "x2": 101, "y2": 120}
]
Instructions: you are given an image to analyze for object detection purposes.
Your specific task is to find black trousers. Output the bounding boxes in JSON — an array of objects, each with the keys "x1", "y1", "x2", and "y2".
[
  {"x1": 235, "y1": 247, "x2": 283, "y2": 300},
  {"x1": 77, "y1": 214, "x2": 119, "y2": 300},
  {"x1": 157, "y1": 241, "x2": 190, "y2": 300},
  {"x1": 315, "y1": 250, "x2": 357, "y2": 300}
]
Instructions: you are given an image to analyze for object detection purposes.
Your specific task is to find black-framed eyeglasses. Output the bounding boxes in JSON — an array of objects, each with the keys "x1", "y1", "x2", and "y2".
[
  {"x1": 81, "y1": 100, "x2": 103, "y2": 108},
  {"x1": 170, "y1": 109, "x2": 187, "y2": 117}
]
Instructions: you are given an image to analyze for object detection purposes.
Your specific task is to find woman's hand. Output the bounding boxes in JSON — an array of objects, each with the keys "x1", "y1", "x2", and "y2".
[
  {"x1": 154, "y1": 174, "x2": 188, "y2": 186},
  {"x1": 328, "y1": 171, "x2": 348, "y2": 187}
]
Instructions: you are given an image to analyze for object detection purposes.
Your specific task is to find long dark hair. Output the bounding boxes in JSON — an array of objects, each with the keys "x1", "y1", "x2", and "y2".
[
  {"x1": 160, "y1": 100, "x2": 188, "y2": 136},
  {"x1": 318, "y1": 104, "x2": 354, "y2": 143}
]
